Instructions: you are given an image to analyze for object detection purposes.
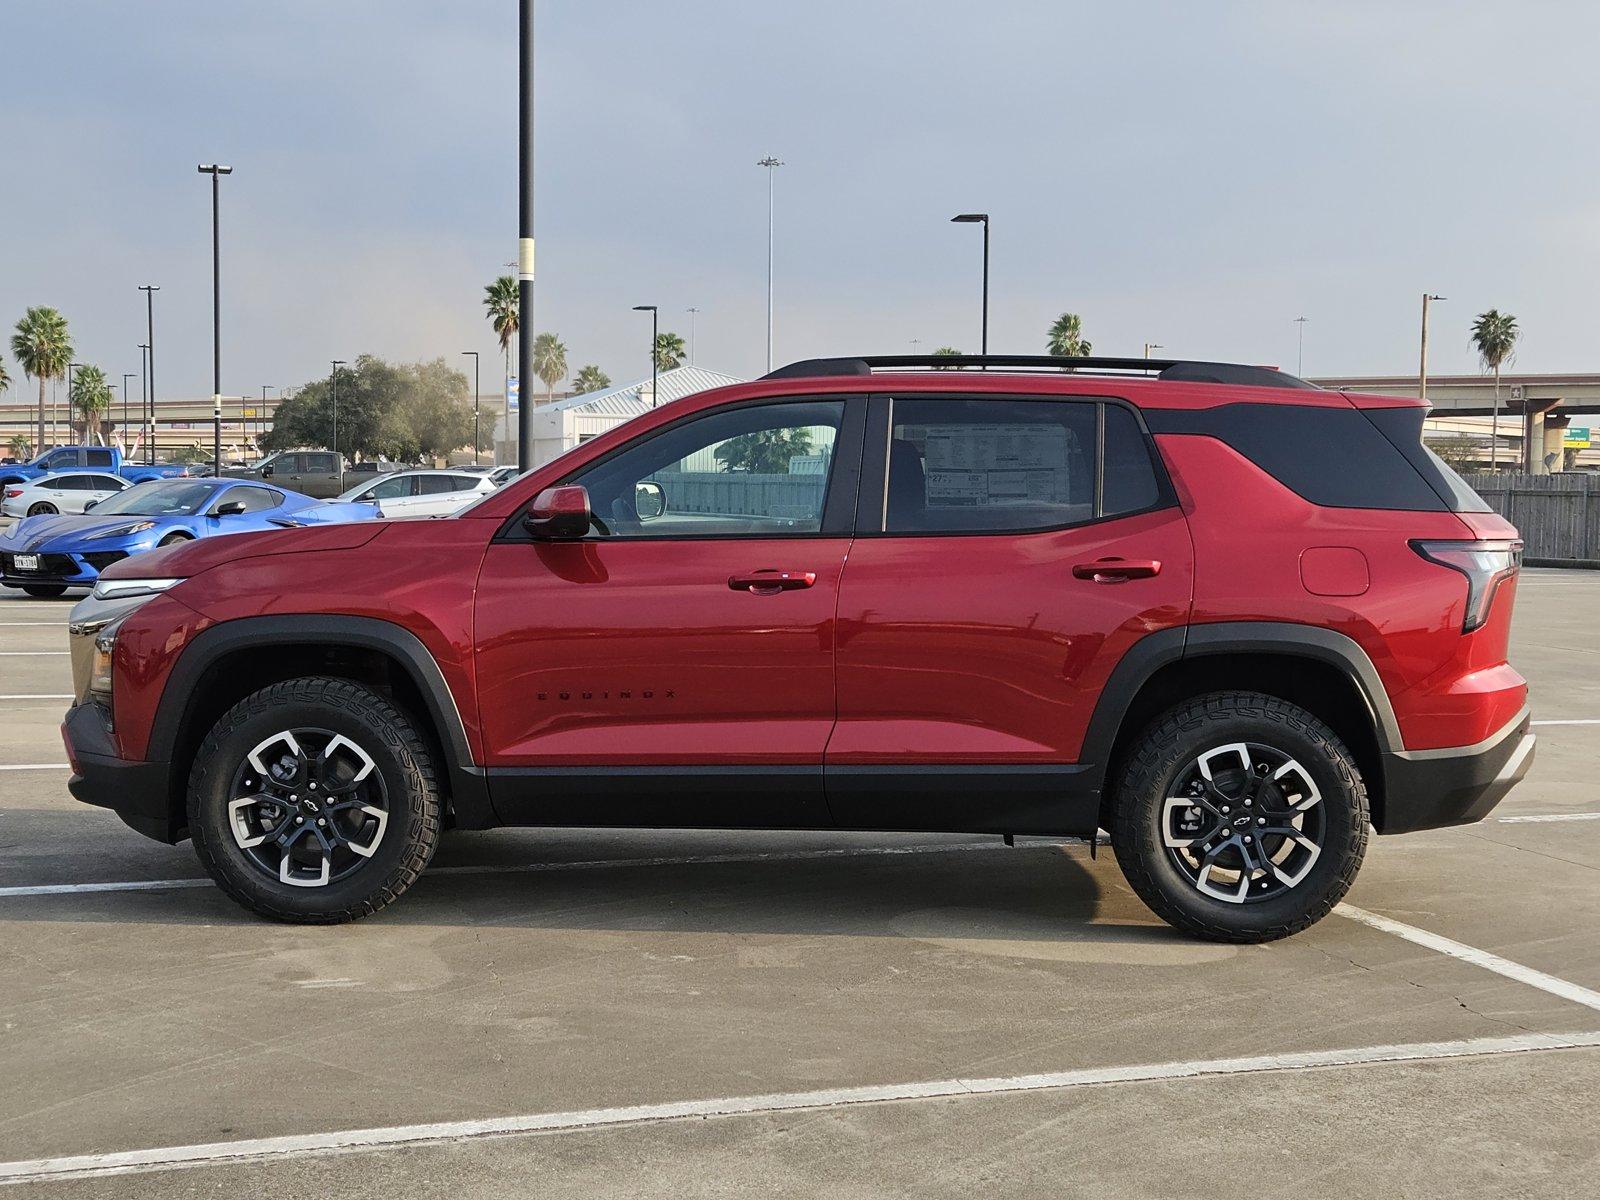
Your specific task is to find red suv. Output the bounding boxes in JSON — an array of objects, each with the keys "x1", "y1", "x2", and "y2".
[{"x1": 62, "y1": 355, "x2": 1533, "y2": 941}]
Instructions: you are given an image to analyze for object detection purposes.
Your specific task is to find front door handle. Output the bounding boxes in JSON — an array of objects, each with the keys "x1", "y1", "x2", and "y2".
[
  {"x1": 1072, "y1": 557, "x2": 1161, "y2": 583},
  {"x1": 729, "y1": 569, "x2": 817, "y2": 594}
]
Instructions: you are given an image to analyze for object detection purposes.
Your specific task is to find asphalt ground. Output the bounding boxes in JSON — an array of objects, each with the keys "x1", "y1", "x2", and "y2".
[{"x1": 0, "y1": 569, "x2": 1596, "y2": 1197}]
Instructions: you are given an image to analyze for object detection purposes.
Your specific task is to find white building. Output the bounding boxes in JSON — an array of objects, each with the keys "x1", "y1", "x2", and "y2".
[{"x1": 496, "y1": 366, "x2": 744, "y2": 468}]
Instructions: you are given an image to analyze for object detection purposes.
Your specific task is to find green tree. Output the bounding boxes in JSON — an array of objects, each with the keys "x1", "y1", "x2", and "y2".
[
  {"x1": 714, "y1": 427, "x2": 814, "y2": 473},
  {"x1": 531, "y1": 332, "x2": 568, "y2": 403},
  {"x1": 1470, "y1": 309, "x2": 1520, "y2": 471},
  {"x1": 0, "y1": 353, "x2": 10, "y2": 399},
  {"x1": 7, "y1": 433, "x2": 32, "y2": 461},
  {"x1": 266, "y1": 356, "x2": 474, "y2": 464},
  {"x1": 931, "y1": 346, "x2": 962, "y2": 370},
  {"x1": 170, "y1": 444, "x2": 213, "y2": 466},
  {"x1": 1046, "y1": 312, "x2": 1092, "y2": 357},
  {"x1": 69, "y1": 364, "x2": 112, "y2": 444},
  {"x1": 573, "y1": 365, "x2": 610, "y2": 394},
  {"x1": 653, "y1": 331, "x2": 687, "y2": 370},
  {"x1": 1429, "y1": 433, "x2": 1481, "y2": 472},
  {"x1": 10, "y1": 306, "x2": 74, "y2": 452},
  {"x1": 484, "y1": 275, "x2": 519, "y2": 384}
]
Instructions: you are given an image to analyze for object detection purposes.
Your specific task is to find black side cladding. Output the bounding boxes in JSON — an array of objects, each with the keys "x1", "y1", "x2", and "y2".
[{"x1": 1145, "y1": 402, "x2": 1459, "y2": 512}]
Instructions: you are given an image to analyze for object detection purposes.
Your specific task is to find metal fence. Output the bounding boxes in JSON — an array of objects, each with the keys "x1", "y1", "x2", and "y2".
[{"x1": 1461, "y1": 473, "x2": 1600, "y2": 564}]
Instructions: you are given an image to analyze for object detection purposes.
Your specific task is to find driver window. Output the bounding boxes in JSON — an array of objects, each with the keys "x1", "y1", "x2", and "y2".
[{"x1": 571, "y1": 400, "x2": 844, "y2": 538}]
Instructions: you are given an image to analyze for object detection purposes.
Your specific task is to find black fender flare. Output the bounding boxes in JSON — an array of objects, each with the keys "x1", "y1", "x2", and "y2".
[
  {"x1": 1079, "y1": 620, "x2": 1403, "y2": 773},
  {"x1": 148, "y1": 614, "x2": 491, "y2": 829}
]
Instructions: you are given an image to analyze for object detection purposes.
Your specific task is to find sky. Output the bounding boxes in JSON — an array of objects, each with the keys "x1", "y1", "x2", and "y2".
[{"x1": 4, "y1": 0, "x2": 1600, "y2": 402}]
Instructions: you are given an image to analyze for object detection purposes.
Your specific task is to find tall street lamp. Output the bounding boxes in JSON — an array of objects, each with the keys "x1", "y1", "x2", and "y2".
[
  {"x1": 950, "y1": 213, "x2": 990, "y2": 354},
  {"x1": 198, "y1": 163, "x2": 233, "y2": 476},
  {"x1": 121, "y1": 373, "x2": 135, "y2": 447},
  {"x1": 64, "y1": 362, "x2": 84, "y2": 446},
  {"x1": 1293, "y1": 315, "x2": 1309, "y2": 376},
  {"x1": 138, "y1": 285, "x2": 159, "y2": 464},
  {"x1": 757, "y1": 156, "x2": 782, "y2": 372},
  {"x1": 686, "y1": 306, "x2": 699, "y2": 365},
  {"x1": 259, "y1": 386, "x2": 274, "y2": 454},
  {"x1": 516, "y1": 0, "x2": 536, "y2": 471},
  {"x1": 1419, "y1": 293, "x2": 1446, "y2": 405},
  {"x1": 330, "y1": 360, "x2": 346, "y2": 490},
  {"x1": 1143, "y1": 342, "x2": 1164, "y2": 360},
  {"x1": 138, "y1": 342, "x2": 150, "y2": 462},
  {"x1": 462, "y1": 351, "x2": 481, "y2": 464},
  {"x1": 633, "y1": 306, "x2": 658, "y2": 408}
]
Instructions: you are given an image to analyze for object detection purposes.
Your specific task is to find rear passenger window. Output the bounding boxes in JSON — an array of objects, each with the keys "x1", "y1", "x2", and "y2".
[
  {"x1": 85, "y1": 449, "x2": 114, "y2": 467},
  {"x1": 886, "y1": 398, "x2": 1167, "y2": 533},
  {"x1": 419, "y1": 475, "x2": 457, "y2": 495}
]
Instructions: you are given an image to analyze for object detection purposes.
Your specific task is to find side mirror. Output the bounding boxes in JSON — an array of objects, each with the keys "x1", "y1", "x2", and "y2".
[
  {"x1": 213, "y1": 500, "x2": 248, "y2": 517},
  {"x1": 635, "y1": 480, "x2": 666, "y2": 521},
  {"x1": 83, "y1": 499, "x2": 99, "y2": 512},
  {"x1": 523, "y1": 485, "x2": 591, "y2": 540},
  {"x1": 260, "y1": 465, "x2": 274, "y2": 477}
]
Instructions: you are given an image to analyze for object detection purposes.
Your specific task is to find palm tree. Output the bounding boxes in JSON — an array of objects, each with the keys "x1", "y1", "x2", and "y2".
[
  {"x1": 483, "y1": 274, "x2": 520, "y2": 386},
  {"x1": 7, "y1": 433, "x2": 32, "y2": 461},
  {"x1": 1046, "y1": 312, "x2": 1092, "y2": 357},
  {"x1": 931, "y1": 346, "x2": 962, "y2": 370},
  {"x1": 69, "y1": 364, "x2": 113, "y2": 444},
  {"x1": 0, "y1": 353, "x2": 10, "y2": 399},
  {"x1": 11, "y1": 306, "x2": 74, "y2": 452},
  {"x1": 530, "y1": 333, "x2": 568, "y2": 403},
  {"x1": 573, "y1": 365, "x2": 611, "y2": 394},
  {"x1": 653, "y1": 332, "x2": 687, "y2": 371},
  {"x1": 1470, "y1": 310, "x2": 1519, "y2": 470}
]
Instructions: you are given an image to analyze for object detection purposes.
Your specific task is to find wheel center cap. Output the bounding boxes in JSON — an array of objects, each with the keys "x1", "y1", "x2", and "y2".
[
  {"x1": 1232, "y1": 814, "x2": 1252, "y2": 828},
  {"x1": 301, "y1": 797, "x2": 321, "y2": 815}
]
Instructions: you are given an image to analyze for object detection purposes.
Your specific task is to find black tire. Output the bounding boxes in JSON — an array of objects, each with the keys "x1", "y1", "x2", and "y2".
[
  {"x1": 27, "y1": 502, "x2": 57, "y2": 517},
  {"x1": 187, "y1": 676, "x2": 441, "y2": 923},
  {"x1": 1110, "y1": 692, "x2": 1368, "y2": 943},
  {"x1": 21, "y1": 584, "x2": 68, "y2": 598},
  {"x1": 158, "y1": 532, "x2": 193, "y2": 547}
]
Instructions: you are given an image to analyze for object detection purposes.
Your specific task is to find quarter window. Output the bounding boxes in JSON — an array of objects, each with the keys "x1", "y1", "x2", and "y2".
[
  {"x1": 570, "y1": 400, "x2": 845, "y2": 538},
  {"x1": 418, "y1": 474, "x2": 458, "y2": 495},
  {"x1": 85, "y1": 449, "x2": 114, "y2": 467}
]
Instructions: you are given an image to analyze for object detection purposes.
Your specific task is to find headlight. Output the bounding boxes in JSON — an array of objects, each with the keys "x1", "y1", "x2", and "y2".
[
  {"x1": 91, "y1": 577, "x2": 184, "y2": 601},
  {"x1": 89, "y1": 622, "x2": 118, "y2": 705},
  {"x1": 86, "y1": 521, "x2": 158, "y2": 540}
]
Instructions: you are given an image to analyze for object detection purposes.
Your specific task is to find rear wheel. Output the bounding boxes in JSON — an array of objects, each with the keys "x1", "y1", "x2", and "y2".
[
  {"x1": 20, "y1": 584, "x2": 68, "y2": 598},
  {"x1": 1110, "y1": 692, "x2": 1368, "y2": 943},
  {"x1": 26, "y1": 501, "x2": 57, "y2": 517},
  {"x1": 187, "y1": 677, "x2": 441, "y2": 922}
]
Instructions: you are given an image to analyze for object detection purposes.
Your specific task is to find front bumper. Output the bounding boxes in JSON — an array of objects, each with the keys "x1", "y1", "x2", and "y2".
[
  {"x1": 61, "y1": 701, "x2": 181, "y2": 843},
  {"x1": 1380, "y1": 706, "x2": 1535, "y2": 834},
  {"x1": 1, "y1": 549, "x2": 129, "y2": 588}
]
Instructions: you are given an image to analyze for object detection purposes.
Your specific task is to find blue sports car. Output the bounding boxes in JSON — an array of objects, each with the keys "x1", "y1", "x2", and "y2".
[{"x1": 0, "y1": 477, "x2": 372, "y2": 597}]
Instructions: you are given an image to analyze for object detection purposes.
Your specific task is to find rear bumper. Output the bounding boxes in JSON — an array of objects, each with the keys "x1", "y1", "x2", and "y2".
[
  {"x1": 1380, "y1": 706, "x2": 1535, "y2": 834},
  {"x1": 61, "y1": 701, "x2": 181, "y2": 843}
]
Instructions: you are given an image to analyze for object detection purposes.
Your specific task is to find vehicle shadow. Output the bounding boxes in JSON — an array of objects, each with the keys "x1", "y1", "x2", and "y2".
[{"x1": 0, "y1": 827, "x2": 1197, "y2": 949}]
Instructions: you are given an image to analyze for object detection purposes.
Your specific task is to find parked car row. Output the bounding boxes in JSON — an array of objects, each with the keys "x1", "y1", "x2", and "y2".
[{"x1": 0, "y1": 445, "x2": 194, "y2": 489}]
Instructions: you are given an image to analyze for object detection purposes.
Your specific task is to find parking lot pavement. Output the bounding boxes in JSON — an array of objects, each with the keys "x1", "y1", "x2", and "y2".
[{"x1": 2, "y1": 577, "x2": 1598, "y2": 1196}]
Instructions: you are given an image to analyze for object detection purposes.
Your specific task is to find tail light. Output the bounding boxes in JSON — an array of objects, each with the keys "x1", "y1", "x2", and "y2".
[
  {"x1": 4, "y1": 488, "x2": 20, "y2": 498},
  {"x1": 1412, "y1": 539, "x2": 1522, "y2": 632}
]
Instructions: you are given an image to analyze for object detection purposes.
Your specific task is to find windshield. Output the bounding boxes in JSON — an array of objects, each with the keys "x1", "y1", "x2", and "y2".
[{"x1": 88, "y1": 479, "x2": 217, "y2": 517}]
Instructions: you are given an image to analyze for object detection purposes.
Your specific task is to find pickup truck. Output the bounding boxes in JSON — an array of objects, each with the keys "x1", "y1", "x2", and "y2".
[
  {"x1": 222, "y1": 450, "x2": 349, "y2": 498},
  {"x1": 0, "y1": 446, "x2": 191, "y2": 489}
]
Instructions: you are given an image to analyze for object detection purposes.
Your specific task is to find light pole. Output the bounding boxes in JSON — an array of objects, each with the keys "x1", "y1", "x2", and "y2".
[
  {"x1": 757, "y1": 156, "x2": 782, "y2": 372},
  {"x1": 65, "y1": 362, "x2": 82, "y2": 445},
  {"x1": 462, "y1": 351, "x2": 481, "y2": 464},
  {"x1": 686, "y1": 307, "x2": 699, "y2": 365},
  {"x1": 633, "y1": 306, "x2": 658, "y2": 408},
  {"x1": 1419, "y1": 293, "x2": 1446, "y2": 405},
  {"x1": 1293, "y1": 316, "x2": 1309, "y2": 376},
  {"x1": 138, "y1": 285, "x2": 158, "y2": 463},
  {"x1": 259, "y1": 386, "x2": 274, "y2": 455},
  {"x1": 950, "y1": 213, "x2": 990, "y2": 354},
  {"x1": 121, "y1": 373, "x2": 134, "y2": 448},
  {"x1": 330, "y1": 360, "x2": 345, "y2": 490},
  {"x1": 198, "y1": 163, "x2": 232, "y2": 476},
  {"x1": 1143, "y1": 342, "x2": 1164, "y2": 360},
  {"x1": 516, "y1": 0, "x2": 536, "y2": 471},
  {"x1": 138, "y1": 342, "x2": 149, "y2": 462}
]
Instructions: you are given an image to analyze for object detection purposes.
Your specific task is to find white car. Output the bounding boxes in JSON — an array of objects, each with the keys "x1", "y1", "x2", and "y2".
[
  {"x1": 334, "y1": 469, "x2": 496, "y2": 518},
  {"x1": 2, "y1": 471, "x2": 131, "y2": 518}
]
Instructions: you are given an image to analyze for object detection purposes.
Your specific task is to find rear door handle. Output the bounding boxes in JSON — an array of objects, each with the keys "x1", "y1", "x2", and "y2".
[
  {"x1": 729, "y1": 569, "x2": 817, "y2": 594},
  {"x1": 1072, "y1": 557, "x2": 1161, "y2": 583}
]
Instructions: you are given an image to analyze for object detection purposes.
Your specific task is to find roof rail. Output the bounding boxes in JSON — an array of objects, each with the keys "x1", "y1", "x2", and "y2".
[{"x1": 762, "y1": 354, "x2": 1318, "y2": 390}]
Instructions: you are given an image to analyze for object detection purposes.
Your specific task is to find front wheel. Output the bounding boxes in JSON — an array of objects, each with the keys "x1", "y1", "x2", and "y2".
[
  {"x1": 1111, "y1": 692, "x2": 1369, "y2": 943},
  {"x1": 158, "y1": 531, "x2": 193, "y2": 547},
  {"x1": 187, "y1": 677, "x2": 441, "y2": 922}
]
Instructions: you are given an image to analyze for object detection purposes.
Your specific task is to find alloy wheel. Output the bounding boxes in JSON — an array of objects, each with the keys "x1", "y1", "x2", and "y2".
[
  {"x1": 226, "y1": 728, "x2": 390, "y2": 888},
  {"x1": 1160, "y1": 741, "x2": 1326, "y2": 903}
]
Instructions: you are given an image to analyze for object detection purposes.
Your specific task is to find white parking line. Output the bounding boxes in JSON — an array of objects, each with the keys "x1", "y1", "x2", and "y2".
[
  {"x1": 0, "y1": 651, "x2": 67, "y2": 657},
  {"x1": 1336, "y1": 905, "x2": 1600, "y2": 1013},
  {"x1": 0, "y1": 1030, "x2": 1593, "y2": 1185},
  {"x1": 0, "y1": 763, "x2": 70, "y2": 772},
  {"x1": 0, "y1": 694, "x2": 71, "y2": 700},
  {"x1": 1531, "y1": 719, "x2": 1600, "y2": 726},
  {"x1": 0, "y1": 622, "x2": 68, "y2": 626},
  {"x1": 1497, "y1": 812, "x2": 1600, "y2": 825}
]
